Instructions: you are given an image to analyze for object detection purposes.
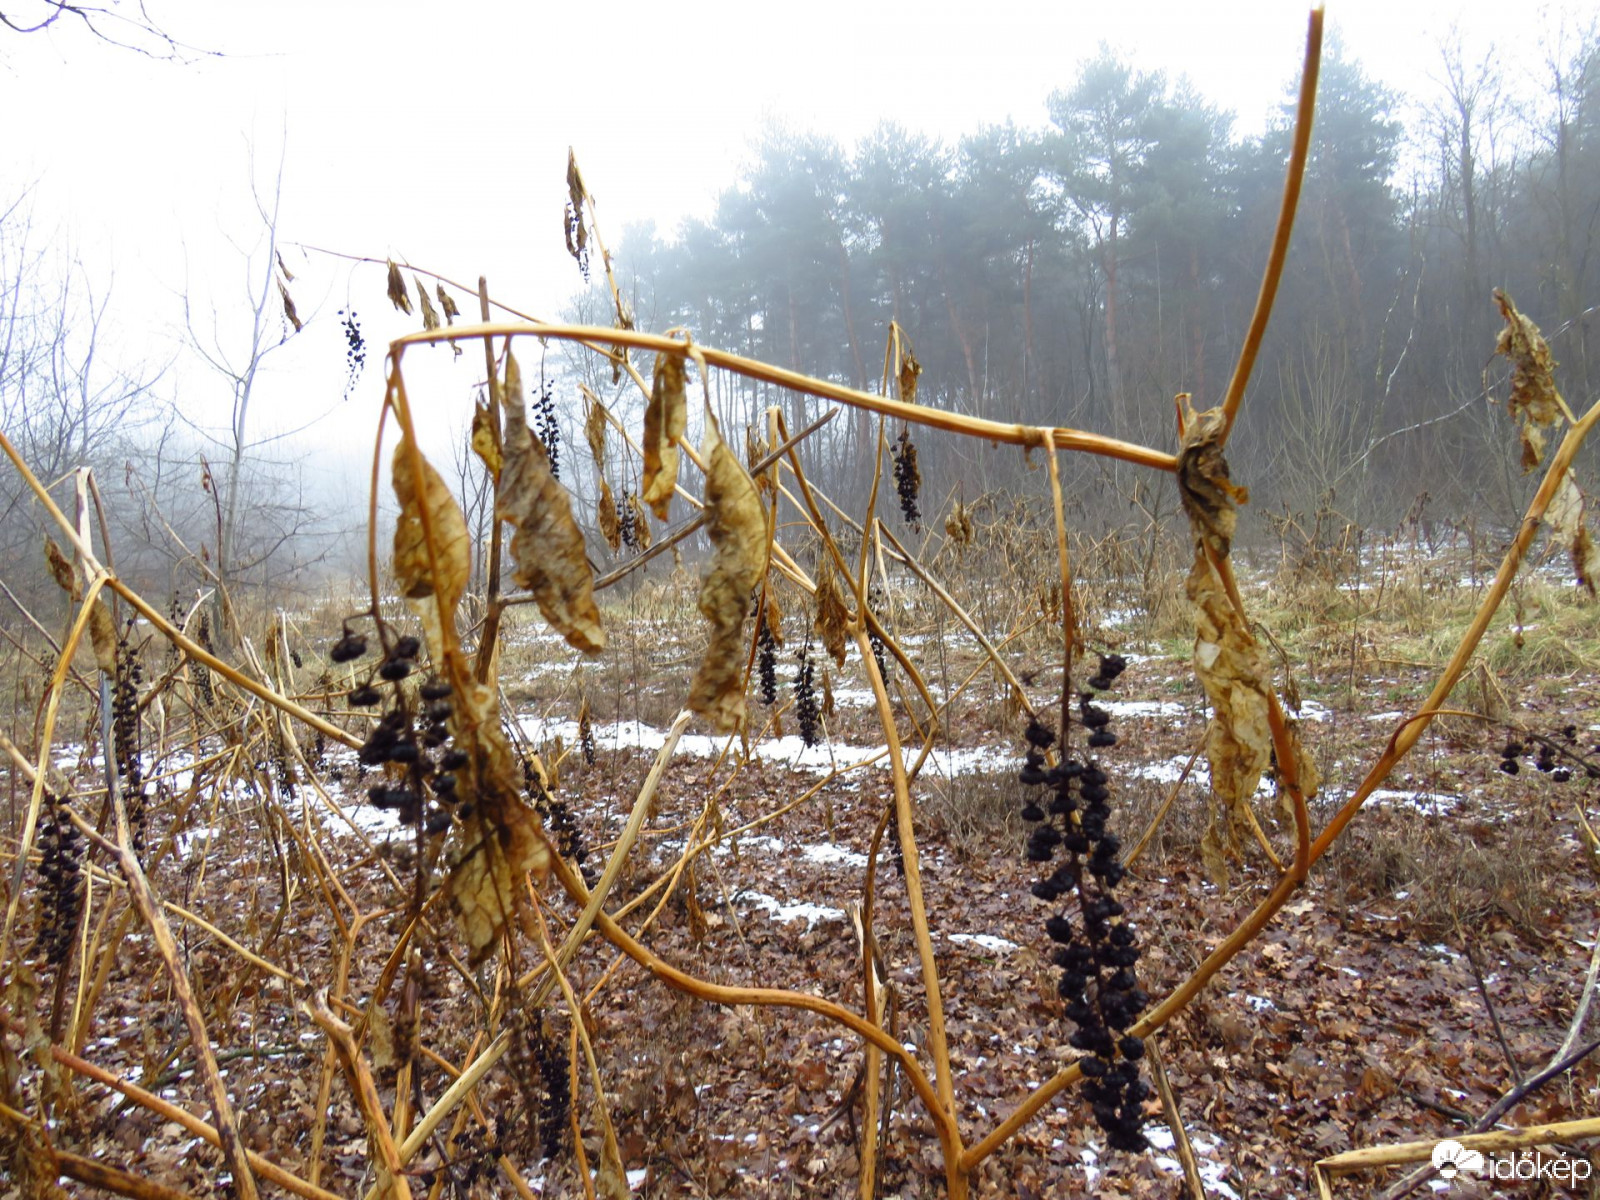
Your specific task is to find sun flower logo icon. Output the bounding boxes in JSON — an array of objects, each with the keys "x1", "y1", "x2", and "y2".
[{"x1": 1432, "y1": 1139, "x2": 1486, "y2": 1179}]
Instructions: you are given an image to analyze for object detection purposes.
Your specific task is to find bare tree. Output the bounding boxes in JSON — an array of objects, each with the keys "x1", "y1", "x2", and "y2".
[{"x1": 0, "y1": 1, "x2": 214, "y2": 61}]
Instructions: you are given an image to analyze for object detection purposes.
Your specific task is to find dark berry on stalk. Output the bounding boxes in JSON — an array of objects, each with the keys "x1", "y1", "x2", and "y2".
[
  {"x1": 389, "y1": 740, "x2": 419, "y2": 764},
  {"x1": 1059, "y1": 971, "x2": 1087, "y2": 995},
  {"x1": 440, "y1": 749, "x2": 469, "y2": 771},
  {"x1": 1080, "y1": 1055, "x2": 1107, "y2": 1077},
  {"x1": 425, "y1": 700, "x2": 453, "y2": 722},
  {"x1": 1031, "y1": 880, "x2": 1065, "y2": 901},
  {"x1": 433, "y1": 772, "x2": 458, "y2": 795},
  {"x1": 1049, "y1": 794, "x2": 1077, "y2": 817},
  {"x1": 424, "y1": 813, "x2": 453, "y2": 835},
  {"x1": 1499, "y1": 758, "x2": 1520, "y2": 775},
  {"x1": 330, "y1": 633, "x2": 368, "y2": 663},
  {"x1": 1019, "y1": 762, "x2": 1048, "y2": 786},
  {"x1": 1025, "y1": 719, "x2": 1055, "y2": 749},
  {"x1": 1045, "y1": 916, "x2": 1075, "y2": 943},
  {"x1": 348, "y1": 685, "x2": 382, "y2": 707},
  {"x1": 1553, "y1": 767, "x2": 1572, "y2": 783},
  {"x1": 380, "y1": 658, "x2": 414, "y2": 682},
  {"x1": 1021, "y1": 803, "x2": 1045, "y2": 822},
  {"x1": 1110, "y1": 925, "x2": 1135, "y2": 946},
  {"x1": 420, "y1": 678, "x2": 452, "y2": 701},
  {"x1": 1089, "y1": 730, "x2": 1118, "y2": 748},
  {"x1": 1081, "y1": 705, "x2": 1111, "y2": 729},
  {"x1": 394, "y1": 636, "x2": 422, "y2": 659},
  {"x1": 1119, "y1": 1035, "x2": 1145, "y2": 1060}
]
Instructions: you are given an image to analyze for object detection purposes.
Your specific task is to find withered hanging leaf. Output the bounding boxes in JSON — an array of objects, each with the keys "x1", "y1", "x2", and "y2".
[
  {"x1": 415, "y1": 276, "x2": 440, "y2": 333},
  {"x1": 44, "y1": 538, "x2": 79, "y2": 600},
  {"x1": 641, "y1": 350, "x2": 687, "y2": 521},
  {"x1": 1271, "y1": 717, "x2": 1321, "y2": 826},
  {"x1": 88, "y1": 594, "x2": 118, "y2": 676},
  {"x1": 687, "y1": 417, "x2": 767, "y2": 733},
  {"x1": 1176, "y1": 394, "x2": 1249, "y2": 559},
  {"x1": 498, "y1": 352, "x2": 605, "y2": 655},
  {"x1": 821, "y1": 665, "x2": 836, "y2": 721},
  {"x1": 584, "y1": 393, "x2": 608, "y2": 465},
  {"x1": 945, "y1": 501, "x2": 974, "y2": 546},
  {"x1": 565, "y1": 148, "x2": 590, "y2": 262},
  {"x1": 274, "y1": 248, "x2": 294, "y2": 282},
  {"x1": 446, "y1": 678, "x2": 554, "y2": 965},
  {"x1": 277, "y1": 278, "x2": 303, "y2": 332},
  {"x1": 391, "y1": 433, "x2": 470, "y2": 614},
  {"x1": 1545, "y1": 469, "x2": 1600, "y2": 597},
  {"x1": 1495, "y1": 290, "x2": 1563, "y2": 473},
  {"x1": 1186, "y1": 518, "x2": 1272, "y2": 863},
  {"x1": 813, "y1": 564, "x2": 850, "y2": 669},
  {"x1": 471, "y1": 400, "x2": 502, "y2": 483},
  {"x1": 386, "y1": 259, "x2": 412, "y2": 315},
  {"x1": 597, "y1": 475, "x2": 621, "y2": 552},
  {"x1": 1200, "y1": 815, "x2": 1231, "y2": 890},
  {"x1": 899, "y1": 352, "x2": 922, "y2": 405},
  {"x1": 747, "y1": 428, "x2": 775, "y2": 499},
  {"x1": 435, "y1": 284, "x2": 460, "y2": 324}
]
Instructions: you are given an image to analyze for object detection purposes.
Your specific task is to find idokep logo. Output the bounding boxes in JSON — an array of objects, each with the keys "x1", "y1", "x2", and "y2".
[
  {"x1": 1430, "y1": 1138, "x2": 1593, "y2": 1187},
  {"x1": 1432, "y1": 1139, "x2": 1485, "y2": 1180}
]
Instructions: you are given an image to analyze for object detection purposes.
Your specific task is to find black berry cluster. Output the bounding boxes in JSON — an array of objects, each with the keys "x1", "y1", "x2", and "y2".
[
  {"x1": 193, "y1": 612, "x2": 216, "y2": 706},
  {"x1": 1500, "y1": 725, "x2": 1598, "y2": 782},
  {"x1": 513, "y1": 1010, "x2": 570, "y2": 1162},
  {"x1": 867, "y1": 585, "x2": 892, "y2": 686},
  {"x1": 334, "y1": 625, "x2": 461, "y2": 834},
  {"x1": 522, "y1": 754, "x2": 588, "y2": 878},
  {"x1": 1021, "y1": 653, "x2": 1146, "y2": 1152},
  {"x1": 795, "y1": 641, "x2": 820, "y2": 749},
  {"x1": 534, "y1": 379, "x2": 560, "y2": 481},
  {"x1": 565, "y1": 203, "x2": 590, "y2": 281},
  {"x1": 757, "y1": 607, "x2": 779, "y2": 706},
  {"x1": 339, "y1": 308, "x2": 366, "y2": 400},
  {"x1": 892, "y1": 428, "x2": 921, "y2": 527},
  {"x1": 36, "y1": 796, "x2": 83, "y2": 966},
  {"x1": 578, "y1": 704, "x2": 596, "y2": 767},
  {"x1": 618, "y1": 492, "x2": 639, "y2": 550},
  {"x1": 112, "y1": 623, "x2": 146, "y2": 854}
]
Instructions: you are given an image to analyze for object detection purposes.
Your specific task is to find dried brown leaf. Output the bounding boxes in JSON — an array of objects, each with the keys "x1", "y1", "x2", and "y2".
[
  {"x1": 88, "y1": 596, "x2": 118, "y2": 676},
  {"x1": 945, "y1": 501, "x2": 974, "y2": 546},
  {"x1": 899, "y1": 352, "x2": 922, "y2": 404},
  {"x1": 44, "y1": 538, "x2": 78, "y2": 600},
  {"x1": 446, "y1": 678, "x2": 553, "y2": 965},
  {"x1": 1495, "y1": 289, "x2": 1562, "y2": 472},
  {"x1": 813, "y1": 564, "x2": 850, "y2": 669},
  {"x1": 629, "y1": 494, "x2": 653, "y2": 550},
  {"x1": 1546, "y1": 469, "x2": 1600, "y2": 597},
  {"x1": 435, "y1": 284, "x2": 460, "y2": 323},
  {"x1": 585, "y1": 394, "x2": 608, "y2": 465},
  {"x1": 275, "y1": 249, "x2": 294, "y2": 282},
  {"x1": 1188, "y1": 549, "x2": 1273, "y2": 824},
  {"x1": 277, "y1": 278, "x2": 303, "y2": 332},
  {"x1": 688, "y1": 417, "x2": 766, "y2": 732},
  {"x1": 415, "y1": 276, "x2": 440, "y2": 333},
  {"x1": 1176, "y1": 394, "x2": 1248, "y2": 558},
  {"x1": 763, "y1": 586, "x2": 784, "y2": 646},
  {"x1": 392, "y1": 435, "x2": 470, "y2": 616},
  {"x1": 1272, "y1": 717, "x2": 1321, "y2": 825},
  {"x1": 385, "y1": 259, "x2": 412, "y2": 315},
  {"x1": 470, "y1": 401, "x2": 501, "y2": 483},
  {"x1": 565, "y1": 148, "x2": 589, "y2": 262},
  {"x1": 642, "y1": 350, "x2": 687, "y2": 521},
  {"x1": 597, "y1": 475, "x2": 621, "y2": 552},
  {"x1": 498, "y1": 352, "x2": 604, "y2": 655}
]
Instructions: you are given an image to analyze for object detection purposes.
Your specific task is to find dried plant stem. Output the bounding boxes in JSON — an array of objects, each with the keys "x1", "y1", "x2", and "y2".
[
  {"x1": 1125, "y1": 735, "x2": 1205, "y2": 869},
  {"x1": 1218, "y1": 6, "x2": 1322, "y2": 445},
  {"x1": 1146, "y1": 1036, "x2": 1205, "y2": 1200},
  {"x1": 305, "y1": 991, "x2": 412, "y2": 1200},
  {"x1": 68, "y1": 806, "x2": 260, "y2": 1200},
  {"x1": 394, "y1": 322, "x2": 1176, "y2": 473}
]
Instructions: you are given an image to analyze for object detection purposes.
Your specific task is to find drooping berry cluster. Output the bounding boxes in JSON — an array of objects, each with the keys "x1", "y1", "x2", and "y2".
[
  {"x1": 795, "y1": 641, "x2": 820, "y2": 748},
  {"x1": 112, "y1": 623, "x2": 146, "y2": 854},
  {"x1": 339, "y1": 308, "x2": 367, "y2": 400},
  {"x1": 522, "y1": 755, "x2": 588, "y2": 876},
  {"x1": 866, "y1": 585, "x2": 892, "y2": 686},
  {"x1": 892, "y1": 428, "x2": 921, "y2": 528},
  {"x1": 618, "y1": 492, "x2": 639, "y2": 550},
  {"x1": 36, "y1": 796, "x2": 83, "y2": 966},
  {"x1": 533, "y1": 379, "x2": 560, "y2": 481},
  {"x1": 757, "y1": 609, "x2": 779, "y2": 706},
  {"x1": 1499, "y1": 726, "x2": 1596, "y2": 782},
  {"x1": 578, "y1": 702, "x2": 596, "y2": 767},
  {"x1": 1021, "y1": 653, "x2": 1147, "y2": 1152},
  {"x1": 193, "y1": 611, "x2": 216, "y2": 706},
  {"x1": 333, "y1": 626, "x2": 463, "y2": 834},
  {"x1": 509, "y1": 1009, "x2": 570, "y2": 1163}
]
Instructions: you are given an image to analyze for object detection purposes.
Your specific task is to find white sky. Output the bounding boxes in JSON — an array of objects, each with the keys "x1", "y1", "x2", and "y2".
[{"x1": 0, "y1": 0, "x2": 1590, "y2": 478}]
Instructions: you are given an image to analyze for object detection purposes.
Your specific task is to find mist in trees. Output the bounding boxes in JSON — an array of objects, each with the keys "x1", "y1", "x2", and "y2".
[{"x1": 596, "y1": 29, "x2": 1600, "y2": 533}]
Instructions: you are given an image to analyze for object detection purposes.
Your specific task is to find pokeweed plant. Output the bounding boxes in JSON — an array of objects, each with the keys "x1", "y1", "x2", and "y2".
[{"x1": 7, "y1": 8, "x2": 1600, "y2": 1200}]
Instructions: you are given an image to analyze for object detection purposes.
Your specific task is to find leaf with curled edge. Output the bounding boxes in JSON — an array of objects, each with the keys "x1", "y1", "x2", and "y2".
[
  {"x1": 470, "y1": 400, "x2": 501, "y2": 483},
  {"x1": 445, "y1": 677, "x2": 553, "y2": 966},
  {"x1": 499, "y1": 351, "x2": 604, "y2": 655},
  {"x1": 813, "y1": 564, "x2": 850, "y2": 669},
  {"x1": 1545, "y1": 469, "x2": 1600, "y2": 598},
  {"x1": 1176, "y1": 394, "x2": 1249, "y2": 559},
  {"x1": 392, "y1": 434, "x2": 470, "y2": 614},
  {"x1": 1272, "y1": 717, "x2": 1321, "y2": 826},
  {"x1": 386, "y1": 259, "x2": 412, "y2": 315},
  {"x1": 688, "y1": 416, "x2": 767, "y2": 732},
  {"x1": 415, "y1": 276, "x2": 440, "y2": 333},
  {"x1": 46, "y1": 537, "x2": 117, "y2": 673},
  {"x1": 1495, "y1": 289, "x2": 1563, "y2": 472},
  {"x1": 597, "y1": 475, "x2": 621, "y2": 552},
  {"x1": 584, "y1": 391, "x2": 608, "y2": 465},
  {"x1": 641, "y1": 350, "x2": 686, "y2": 521}
]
